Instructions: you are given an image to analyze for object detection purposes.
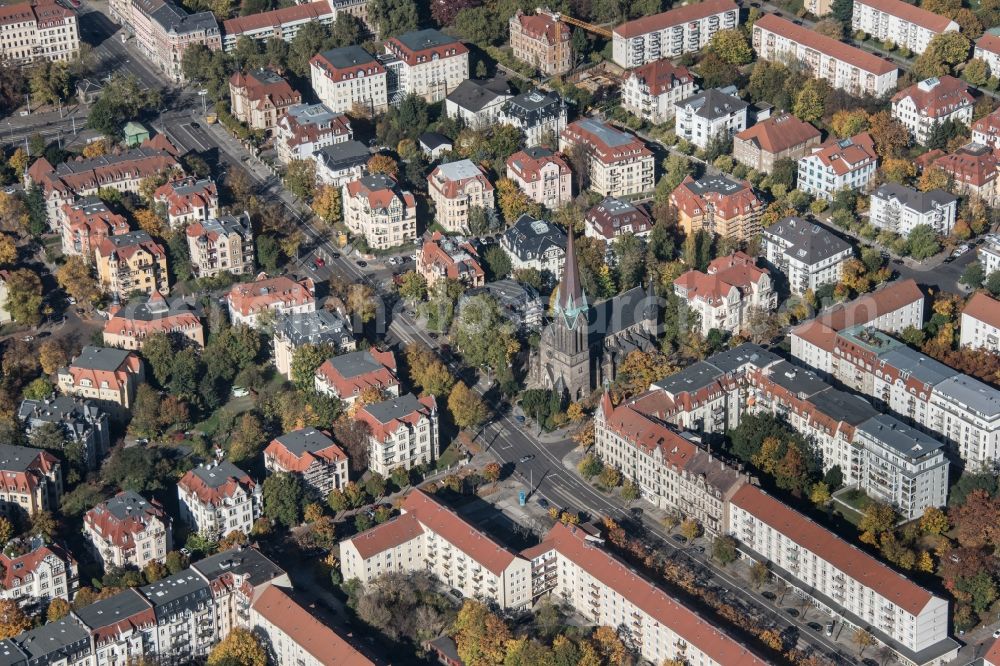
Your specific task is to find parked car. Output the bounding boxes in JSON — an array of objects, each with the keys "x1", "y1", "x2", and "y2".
[
  {"x1": 536, "y1": 498, "x2": 549, "y2": 509},
  {"x1": 313, "y1": 257, "x2": 325, "y2": 268},
  {"x1": 519, "y1": 454, "x2": 535, "y2": 463},
  {"x1": 232, "y1": 386, "x2": 250, "y2": 397}
]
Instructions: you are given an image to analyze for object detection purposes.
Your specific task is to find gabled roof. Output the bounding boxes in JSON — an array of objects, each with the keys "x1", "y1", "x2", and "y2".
[
  {"x1": 963, "y1": 291, "x2": 1000, "y2": 331},
  {"x1": 670, "y1": 174, "x2": 762, "y2": 221},
  {"x1": 856, "y1": 0, "x2": 956, "y2": 32},
  {"x1": 357, "y1": 393, "x2": 436, "y2": 441},
  {"x1": 763, "y1": 216, "x2": 852, "y2": 265},
  {"x1": 676, "y1": 87, "x2": 747, "y2": 120},
  {"x1": 626, "y1": 59, "x2": 693, "y2": 97},
  {"x1": 754, "y1": 14, "x2": 897, "y2": 75},
  {"x1": 735, "y1": 113, "x2": 820, "y2": 155},
  {"x1": 803, "y1": 132, "x2": 877, "y2": 176},
  {"x1": 614, "y1": 0, "x2": 736, "y2": 39},
  {"x1": 891, "y1": 76, "x2": 973, "y2": 118}
]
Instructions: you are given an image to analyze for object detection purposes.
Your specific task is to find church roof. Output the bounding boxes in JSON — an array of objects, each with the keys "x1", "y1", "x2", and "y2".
[{"x1": 555, "y1": 224, "x2": 587, "y2": 323}]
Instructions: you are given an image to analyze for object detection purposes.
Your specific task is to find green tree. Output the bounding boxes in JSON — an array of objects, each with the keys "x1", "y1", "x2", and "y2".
[
  {"x1": 368, "y1": 0, "x2": 418, "y2": 38},
  {"x1": 577, "y1": 454, "x2": 602, "y2": 479},
  {"x1": 960, "y1": 261, "x2": 985, "y2": 288},
  {"x1": 262, "y1": 472, "x2": 305, "y2": 528},
  {"x1": 907, "y1": 224, "x2": 941, "y2": 260},
  {"x1": 793, "y1": 80, "x2": 825, "y2": 123},
  {"x1": 482, "y1": 245, "x2": 512, "y2": 281},
  {"x1": 913, "y1": 32, "x2": 972, "y2": 79},
  {"x1": 284, "y1": 159, "x2": 316, "y2": 200},
  {"x1": 4, "y1": 268, "x2": 42, "y2": 325},
  {"x1": 397, "y1": 271, "x2": 427, "y2": 302},
  {"x1": 228, "y1": 412, "x2": 268, "y2": 464},
  {"x1": 86, "y1": 75, "x2": 160, "y2": 139},
  {"x1": 708, "y1": 29, "x2": 752, "y2": 64},
  {"x1": 831, "y1": 0, "x2": 853, "y2": 21},
  {"x1": 452, "y1": 294, "x2": 518, "y2": 375},
  {"x1": 712, "y1": 535, "x2": 738, "y2": 565},
  {"x1": 965, "y1": 58, "x2": 990, "y2": 86},
  {"x1": 290, "y1": 343, "x2": 332, "y2": 391}
]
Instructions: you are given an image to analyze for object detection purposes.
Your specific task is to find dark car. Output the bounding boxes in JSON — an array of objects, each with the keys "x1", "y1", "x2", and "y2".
[
  {"x1": 356, "y1": 260, "x2": 368, "y2": 268},
  {"x1": 892, "y1": 258, "x2": 903, "y2": 265},
  {"x1": 944, "y1": 256, "x2": 956, "y2": 263},
  {"x1": 190, "y1": 122, "x2": 200, "y2": 129},
  {"x1": 792, "y1": 18, "x2": 803, "y2": 24},
  {"x1": 672, "y1": 534, "x2": 688, "y2": 544},
  {"x1": 761, "y1": 591, "x2": 777, "y2": 600},
  {"x1": 807, "y1": 622, "x2": 822, "y2": 632},
  {"x1": 537, "y1": 498, "x2": 549, "y2": 509},
  {"x1": 784, "y1": 608, "x2": 799, "y2": 617},
  {"x1": 515, "y1": 414, "x2": 526, "y2": 423}
]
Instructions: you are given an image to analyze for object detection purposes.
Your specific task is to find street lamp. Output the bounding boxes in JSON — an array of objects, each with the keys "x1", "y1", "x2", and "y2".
[{"x1": 197, "y1": 89, "x2": 207, "y2": 117}]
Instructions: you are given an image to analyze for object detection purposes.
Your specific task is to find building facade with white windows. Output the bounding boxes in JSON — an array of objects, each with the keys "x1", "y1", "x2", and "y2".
[
  {"x1": 869, "y1": 183, "x2": 957, "y2": 236},
  {"x1": 961, "y1": 292, "x2": 1000, "y2": 352},
  {"x1": 611, "y1": 0, "x2": 738, "y2": 68},
  {"x1": 761, "y1": 216, "x2": 853, "y2": 295},
  {"x1": 673, "y1": 86, "x2": 748, "y2": 150},
  {"x1": 852, "y1": 0, "x2": 958, "y2": 55},
  {"x1": 891, "y1": 76, "x2": 973, "y2": 145},
  {"x1": 621, "y1": 60, "x2": 696, "y2": 124},
  {"x1": 355, "y1": 393, "x2": 438, "y2": 477},
  {"x1": 177, "y1": 461, "x2": 261, "y2": 539},
  {"x1": 797, "y1": 133, "x2": 879, "y2": 200},
  {"x1": 309, "y1": 46, "x2": 388, "y2": 115}
]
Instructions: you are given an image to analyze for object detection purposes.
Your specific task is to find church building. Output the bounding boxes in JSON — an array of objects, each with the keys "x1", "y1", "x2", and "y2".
[{"x1": 529, "y1": 226, "x2": 660, "y2": 401}]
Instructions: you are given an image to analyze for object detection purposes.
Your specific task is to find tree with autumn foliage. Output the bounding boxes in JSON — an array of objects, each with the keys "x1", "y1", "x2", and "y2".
[
  {"x1": 0, "y1": 599, "x2": 30, "y2": 639},
  {"x1": 495, "y1": 177, "x2": 541, "y2": 225},
  {"x1": 859, "y1": 501, "x2": 898, "y2": 545},
  {"x1": 609, "y1": 349, "x2": 676, "y2": 404},
  {"x1": 206, "y1": 628, "x2": 267, "y2": 666},
  {"x1": 367, "y1": 153, "x2": 399, "y2": 177},
  {"x1": 830, "y1": 109, "x2": 870, "y2": 138},
  {"x1": 453, "y1": 599, "x2": 512, "y2": 665},
  {"x1": 404, "y1": 343, "x2": 455, "y2": 397},
  {"x1": 868, "y1": 110, "x2": 909, "y2": 159},
  {"x1": 311, "y1": 184, "x2": 342, "y2": 225},
  {"x1": 134, "y1": 208, "x2": 168, "y2": 239},
  {"x1": 448, "y1": 381, "x2": 489, "y2": 430},
  {"x1": 56, "y1": 256, "x2": 101, "y2": 308}
]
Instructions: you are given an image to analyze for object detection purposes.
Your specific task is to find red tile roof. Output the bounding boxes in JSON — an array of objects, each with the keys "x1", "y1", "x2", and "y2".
[
  {"x1": 984, "y1": 636, "x2": 1000, "y2": 666},
  {"x1": 427, "y1": 162, "x2": 493, "y2": 200},
  {"x1": 963, "y1": 292, "x2": 1000, "y2": 331},
  {"x1": 675, "y1": 252, "x2": 769, "y2": 306},
  {"x1": 0, "y1": 542, "x2": 75, "y2": 591},
  {"x1": 754, "y1": 14, "x2": 897, "y2": 75},
  {"x1": 348, "y1": 512, "x2": 425, "y2": 558},
  {"x1": 223, "y1": 0, "x2": 332, "y2": 35},
  {"x1": 972, "y1": 106, "x2": 1000, "y2": 144},
  {"x1": 934, "y1": 144, "x2": 1000, "y2": 187},
  {"x1": 419, "y1": 233, "x2": 484, "y2": 284},
  {"x1": 263, "y1": 428, "x2": 347, "y2": 474},
  {"x1": 230, "y1": 70, "x2": 301, "y2": 110},
  {"x1": 735, "y1": 113, "x2": 821, "y2": 155},
  {"x1": 977, "y1": 34, "x2": 1000, "y2": 56},
  {"x1": 356, "y1": 394, "x2": 437, "y2": 441},
  {"x1": 855, "y1": 0, "x2": 955, "y2": 32},
  {"x1": 401, "y1": 490, "x2": 520, "y2": 576},
  {"x1": 513, "y1": 10, "x2": 569, "y2": 45},
  {"x1": 226, "y1": 274, "x2": 315, "y2": 317},
  {"x1": 626, "y1": 60, "x2": 693, "y2": 97},
  {"x1": 345, "y1": 174, "x2": 416, "y2": 210},
  {"x1": 731, "y1": 484, "x2": 935, "y2": 615},
  {"x1": 615, "y1": 0, "x2": 737, "y2": 39},
  {"x1": 891, "y1": 75, "x2": 973, "y2": 119},
  {"x1": 154, "y1": 177, "x2": 218, "y2": 218},
  {"x1": 252, "y1": 585, "x2": 375, "y2": 665},
  {"x1": 84, "y1": 492, "x2": 169, "y2": 550},
  {"x1": 791, "y1": 319, "x2": 838, "y2": 353},
  {"x1": 0, "y1": 0, "x2": 72, "y2": 27},
  {"x1": 505, "y1": 149, "x2": 571, "y2": 184},
  {"x1": 816, "y1": 278, "x2": 923, "y2": 331},
  {"x1": 670, "y1": 175, "x2": 762, "y2": 221},
  {"x1": 804, "y1": 132, "x2": 877, "y2": 176},
  {"x1": 529, "y1": 523, "x2": 771, "y2": 665}
]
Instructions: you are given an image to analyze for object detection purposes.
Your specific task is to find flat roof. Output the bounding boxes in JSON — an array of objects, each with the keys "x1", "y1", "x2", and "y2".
[{"x1": 857, "y1": 414, "x2": 944, "y2": 458}]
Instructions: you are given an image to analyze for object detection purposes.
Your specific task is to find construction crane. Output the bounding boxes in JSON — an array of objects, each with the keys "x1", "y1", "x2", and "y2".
[{"x1": 558, "y1": 13, "x2": 613, "y2": 39}]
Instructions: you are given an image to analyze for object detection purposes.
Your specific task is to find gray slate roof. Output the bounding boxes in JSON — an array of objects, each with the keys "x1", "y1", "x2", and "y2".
[
  {"x1": 502, "y1": 214, "x2": 566, "y2": 261},
  {"x1": 364, "y1": 393, "x2": 427, "y2": 423},
  {"x1": 14, "y1": 617, "x2": 89, "y2": 661},
  {"x1": 873, "y1": 183, "x2": 957, "y2": 213},
  {"x1": 192, "y1": 547, "x2": 286, "y2": 587},
  {"x1": 18, "y1": 395, "x2": 105, "y2": 429},
  {"x1": 188, "y1": 460, "x2": 250, "y2": 489},
  {"x1": 934, "y1": 374, "x2": 1000, "y2": 416},
  {"x1": 876, "y1": 346, "x2": 957, "y2": 387},
  {"x1": 395, "y1": 28, "x2": 460, "y2": 52},
  {"x1": 315, "y1": 141, "x2": 370, "y2": 171},
  {"x1": 274, "y1": 309, "x2": 352, "y2": 347},
  {"x1": 140, "y1": 570, "x2": 211, "y2": 617},
  {"x1": 0, "y1": 445, "x2": 50, "y2": 473},
  {"x1": 316, "y1": 45, "x2": 378, "y2": 70},
  {"x1": 100, "y1": 490, "x2": 157, "y2": 521},
  {"x1": 273, "y1": 427, "x2": 336, "y2": 456},
  {"x1": 502, "y1": 90, "x2": 563, "y2": 123},
  {"x1": 676, "y1": 87, "x2": 748, "y2": 120},
  {"x1": 75, "y1": 588, "x2": 152, "y2": 630},
  {"x1": 71, "y1": 346, "x2": 133, "y2": 372},
  {"x1": 857, "y1": 414, "x2": 944, "y2": 458},
  {"x1": 327, "y1": 349, "x2": 389, "y2": 379},
  {"x1": 765, "y1": 217, "x2": 852, "y2": 265},
  {"x1": 446, "y1": 79, "x2": 511, "y2": 113}
]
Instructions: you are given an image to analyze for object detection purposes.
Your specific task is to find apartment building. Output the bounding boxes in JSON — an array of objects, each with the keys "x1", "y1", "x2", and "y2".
[
  {"x1": 673, "y1": 86, "x2": 748, "y2": 150},
  {"x1": 342, "y1": 173, "x2": 417, "y2": 250},
  {"x1": 56, "y1": 346, "x2": 144, "y2": 419},
  {"x1": 177, "y1": 460, "x2": 261, "y2": 539},
  {"x1": 18, "y1": 395, "x2": 110, "y2": 468},
  {"x1": 229, "y1": 69, "x2": 301, "y2": 133},
  {"x1": 797, "y1": 132, "x2": 879, "y2": 200},
  {"x1": 972, "y1": 106, "x2": 1000, "y2": 150},
  {"x1": 0, "y1": 540, "x2": 76, "y2": 609},
  {"x1": 26, "y1": 144, "x2": 180, "y2": 224},
  {"x1": 249, "y1": 585, "x2": 375, "y2": 666},
  {"x1": 559, "y1": 118, "x2": 654, "y2": 197},
  {"x1": 225, "y1": 273, "x2": 315, "y2": 329},
  {"x1": 104, "y1": 292, "x2": 204, "y2": 350},
  {"x1": 498, "y1": 89, "x2": 568, "y2": 147},
  {"x1": 670, "y1": 174, "x2": 764, "y2": 242},
  {"x1": 314, "y1": 140, "x2": 371, "y2": 187},
  {"x1": 729, "y1": 484, "x2": 957, "y2": 665},
  {"x1": 342, "y1": 490, "x2": 532, "y2": 609},
  {"x1": 309, "y1": 45, "x2": 387, "y2": 115},
  {"x1": 869, "y1": 183, "x2": 957, "y2": 236},
  {"x1": 594, "y1": 394, "x2": 748, "y2": 535},
  {"x1": 444, "y1": 78, "x2": 512, "y2": 129},
  {"x1": 932, "y1": 144, "x2": 1000, "y2": 206},
  {"x1": 621, "y1": 59, "x2": 696, "y2": 124},
  {"x1": 980, "y1": 238, "x2": 1000, "y2": 274},
  {"x1": 762, "y1": 217, "x2": 853, "y2": 296},
  {"x1": 264, "y1": 428, "x2": 348, "y2": 498},
  {"x1": 153, "y1": 177, "x2": 219, "y2": 228},
  {"x1": 612, "y1": 0, "x2": 738, "y2": 68},
  {"x1": 117, "y1": 0, "x2": 220, "y2": 84},
  {"x1": 83, "y1": 491, "x2": 172, "y2": 570},
  {"x1": 382, "y1": 29, "x2": 469, "y2": 104},
  {"x1": 0, "y1": 0, "x2": 79, "y2": 64},
  {"x1": 974, "y1": 34, "x2": 1000, "y2": 85},
  {"x1": 314, "y1": 348, "x2": 399, "y2": 405},
  {"x1": 505, "y1": 147, "x2": 572, "y2": 210},
  {"x1": 95, "y1": 230, "x2": 170, "y2": 300},
  {"x1": 59, "y1": 197, "x2": 130, "y2": 264},
  {"x1": 891, "y1": 76, "x2": 974, "y2": 145},
  {"x1": 853, "y1": 415, "x2": 948, "y2": 520},
  {"x1": 185, "y1": 214, "x2": 255, "y2": 279},
  {"x1": 853, "y1": 0, "x2": 958, "y2": 55},
  {"x1": 790, "y1": 278, "x2": 925, "y2": 374},
  {"x1": 417, "y1": 232, "x2": 485, "y2": 289},
  {"x1": 272, "y1": 309, "x2": 355, "y2": 379},
  {"x1": 509, "y1": 9, "x2": 572, "y2": 76},
  {"x1": 673, "y1": 252, "x2": 776, "y2": 337},
  {"x1": 584, "y1": 197, "x2": 652, "y2": 241},
  {"x1": 275, "y1": 103, "x2": 352, "y2": 164},
  {"x1": 523, "y1": 522, "x2": 772, "y2": 666},
  {"x1": 961, "y1": 292, "x2": 1000, "y2": 352},
  {"x1": 0, "y1": 445, "x2": 61, "y2": 519},
  {"x1": 221, "y1": 0, "x2": 370, "y2": 51},
  {"x1": 355, "y1": 393, "x2": 438, "y2": 477},
  {"x1": 427, "y1": 160, "x2": 495, "y2": 233},
  {"x1": 501, "y1": 213, "x2": 566, "y2": 279},
  {"x1": 733, "y1": 112, "x2": 822, "y2": 174},
  {"x1": 753, "y1": 14, "x2": 898, "y2": 96}
]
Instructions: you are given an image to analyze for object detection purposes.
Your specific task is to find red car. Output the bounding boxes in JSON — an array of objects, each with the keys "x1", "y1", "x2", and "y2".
[{"x1": 313, "y1": 257, "x2": 326, "y2": 268}]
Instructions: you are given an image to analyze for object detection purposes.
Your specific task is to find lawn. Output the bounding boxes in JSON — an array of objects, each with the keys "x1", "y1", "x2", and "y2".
[
  {"x1": 436, "y1": 440, "x2": 464, "y2": 471},
  {"x1": 194, "y1": 393, "x2": 255, "y2": 438}
]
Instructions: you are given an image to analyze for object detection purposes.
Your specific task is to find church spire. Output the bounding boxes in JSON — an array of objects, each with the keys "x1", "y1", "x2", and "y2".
[{"x1": 555, "y1": 223, "x2": 587, "y2": 320}]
